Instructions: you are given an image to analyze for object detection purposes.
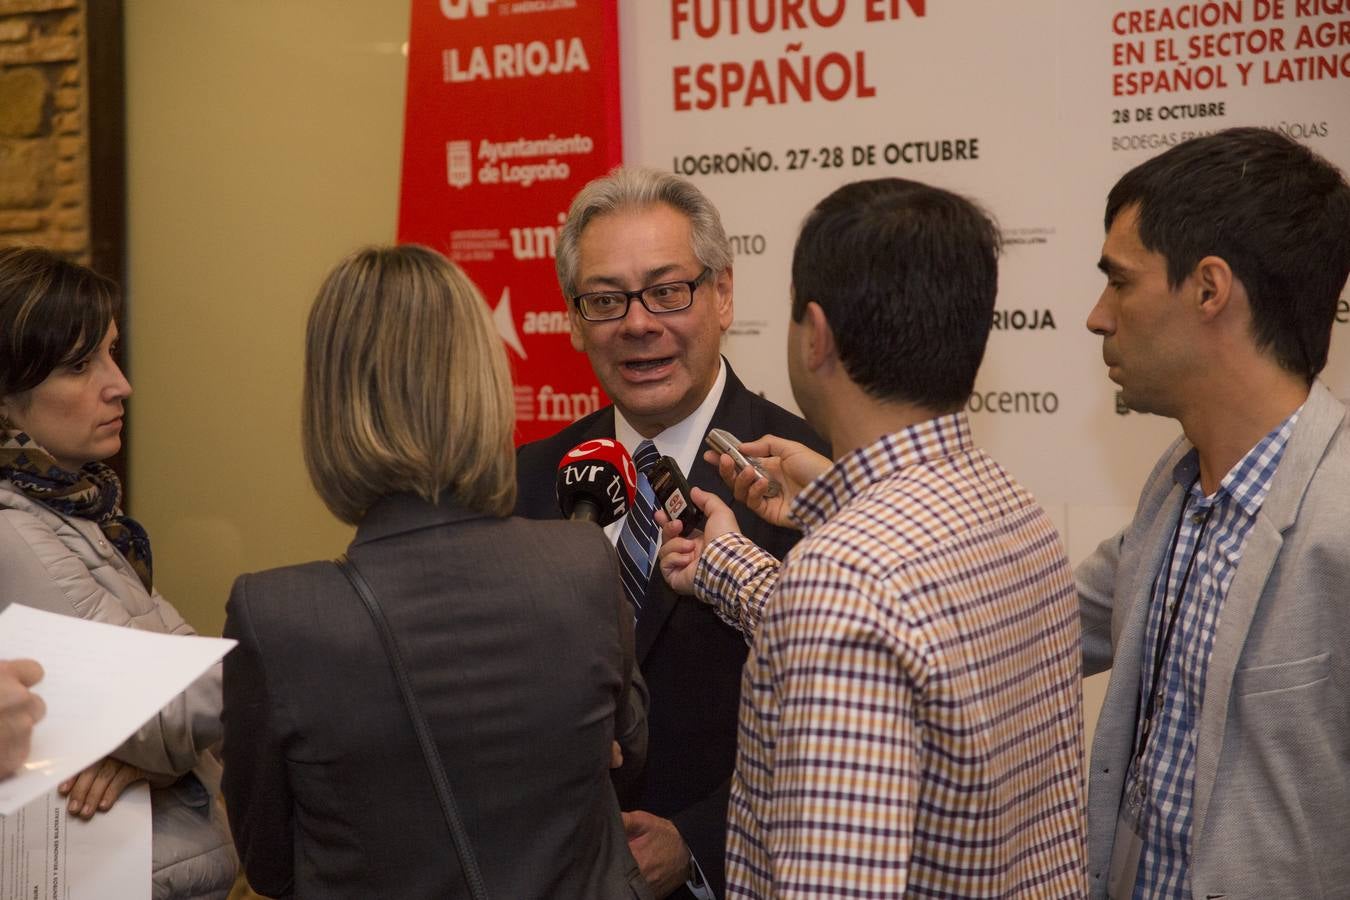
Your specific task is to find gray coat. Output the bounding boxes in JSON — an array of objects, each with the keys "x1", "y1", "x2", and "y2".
[
  {"x1": 0, "y1": 480, "x2": 236, "y2": 900},
  {"x1": 222, "y1": 492, "x2": 650, "y2": 900},
  {"x1": 1079, "y1": 380, "x2": 1350, "y2": 899}
]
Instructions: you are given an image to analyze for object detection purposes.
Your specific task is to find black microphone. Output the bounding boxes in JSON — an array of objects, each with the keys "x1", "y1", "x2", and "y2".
[{"x1": 555, "y1": 439, "x2": 638, "y2": 525}]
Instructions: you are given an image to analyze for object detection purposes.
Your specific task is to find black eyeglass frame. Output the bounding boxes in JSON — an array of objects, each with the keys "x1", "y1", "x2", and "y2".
[{"x1": 570, "y1": 268, "x2": 713, "y2": 322}]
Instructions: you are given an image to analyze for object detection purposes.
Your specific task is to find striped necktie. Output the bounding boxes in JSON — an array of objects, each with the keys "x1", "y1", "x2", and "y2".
[{"x1": 616, "y1": 439, "x2": 661, "y2": 615}]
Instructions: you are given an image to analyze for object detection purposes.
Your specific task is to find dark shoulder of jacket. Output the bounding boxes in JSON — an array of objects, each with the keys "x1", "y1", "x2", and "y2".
[
  {"x1": 504, "y1": 513, "x2": 614, "y2": 561},
  {"x1": 722, "y1": 374, "x2": 827, "y2": 455},
  {"x1": 232, "y1": 560, "x2": 347, "y2": 616},
  {"x1": 495, "y1": 517, "x2": 621, "y2": 618},
  {"x1": 514, "y1": 406, "x2": 614, "y2": 519},
  {"x1": 758, "y1": 394, "x2": 828, "y2": 453}
]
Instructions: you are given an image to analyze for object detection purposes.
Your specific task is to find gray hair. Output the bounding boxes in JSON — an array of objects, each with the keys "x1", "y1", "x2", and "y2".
[{"x1": 555, "y1": 167, "x2": 733, "y2": 299}]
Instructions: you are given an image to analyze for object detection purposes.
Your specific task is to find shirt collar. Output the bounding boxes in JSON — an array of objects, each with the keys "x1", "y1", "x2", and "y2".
[
  {"x1": 789, "y1": 411, "x2": 974, "y2": 533},
  {"x1": 1171, "y1": 402, "x2": 1303, "y2": 518},
  {"x1": 613, "y1": 355, "x2": 727, "y2": 477},
  {"x1": 605, "y1": 358, "x2": 728, "y2": 545}
]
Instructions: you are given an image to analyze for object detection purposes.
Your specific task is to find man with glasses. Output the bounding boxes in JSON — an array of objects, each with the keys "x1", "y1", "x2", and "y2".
[{"x1": 515, "y1": 167, "x2": 824, "y2": 899}]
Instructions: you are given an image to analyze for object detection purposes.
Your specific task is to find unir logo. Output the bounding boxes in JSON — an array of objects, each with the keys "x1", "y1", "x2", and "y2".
[{"x1": 511, "y1": 213, "x2": 566, "y2": 260}]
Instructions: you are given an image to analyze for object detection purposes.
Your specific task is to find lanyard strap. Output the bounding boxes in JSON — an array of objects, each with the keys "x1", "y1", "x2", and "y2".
[{"x1": 1133, "y1": 480, "x2": 1214, "y2": 763}]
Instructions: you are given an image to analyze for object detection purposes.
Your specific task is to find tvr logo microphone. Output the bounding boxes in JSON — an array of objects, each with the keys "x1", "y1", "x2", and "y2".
[
  {"x1": 565, "y1": 439, "x2": 638, "y2": 487},
  {"x1": 556, "y1": 440, "x2": 637, "y2": 525}
]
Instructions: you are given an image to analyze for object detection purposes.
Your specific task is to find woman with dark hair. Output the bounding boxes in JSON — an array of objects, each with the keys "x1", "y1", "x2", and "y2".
[
  {"x1": 0, "y1": 246, "x2": 236, "y2": 899},
  {"x1": 222, "y1": 244, "x2": 649, "y2": 899}
]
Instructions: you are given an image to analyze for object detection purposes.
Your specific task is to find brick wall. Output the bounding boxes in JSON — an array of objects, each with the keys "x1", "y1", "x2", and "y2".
[{"x1": 0, "y1": 0, "x2": 89, "y2": 261}]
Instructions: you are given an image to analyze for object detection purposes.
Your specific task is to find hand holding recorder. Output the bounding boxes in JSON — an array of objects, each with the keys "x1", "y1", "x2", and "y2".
[{"x1": 702, "y1": 431, "x2": 831, "y2": 530}]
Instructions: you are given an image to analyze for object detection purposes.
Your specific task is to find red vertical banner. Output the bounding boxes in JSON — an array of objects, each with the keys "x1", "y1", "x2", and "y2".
[{"x1": 398, "y1": 0, "x2": 621, "y2": 445}]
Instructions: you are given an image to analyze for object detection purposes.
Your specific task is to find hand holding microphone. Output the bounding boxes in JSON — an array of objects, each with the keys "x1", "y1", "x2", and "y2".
[{"x1": 655, "y1": 485, "x2": 741, "y2": 597}]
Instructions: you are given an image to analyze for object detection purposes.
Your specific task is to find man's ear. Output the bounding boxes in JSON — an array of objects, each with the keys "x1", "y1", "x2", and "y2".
[
  {"x1": 567, "y1": 305, "x2": 586, "y2": 353},
  {"x1": 1193, "y1": 255, "x2": 1235, "y2": 324},
  {"x1": 802, "y1": 301, "x2": 837, "y2": 372},
  {"x1": 714, "y1": 266, "x2": 734, "y2": 332}
]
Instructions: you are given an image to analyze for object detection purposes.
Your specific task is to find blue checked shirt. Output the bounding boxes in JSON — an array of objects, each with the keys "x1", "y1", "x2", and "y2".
[{"x1": 1127, "y1": 408, "x2": 1301, "y2": 897}]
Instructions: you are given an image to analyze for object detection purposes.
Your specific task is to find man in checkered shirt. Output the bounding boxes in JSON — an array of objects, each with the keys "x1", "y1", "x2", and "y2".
[{"x1": 659, "y1": 178, "x2": 1086, "y2": 898}]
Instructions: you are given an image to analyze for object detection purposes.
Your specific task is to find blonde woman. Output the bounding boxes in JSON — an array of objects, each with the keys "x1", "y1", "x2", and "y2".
[{"x1": 221, "y1": 245, "x2": 648, "y2": 899}]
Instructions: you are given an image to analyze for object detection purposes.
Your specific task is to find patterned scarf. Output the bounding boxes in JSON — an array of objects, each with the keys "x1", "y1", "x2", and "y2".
[{"x1": 0, "y1": 430, "x2": 153, "y2": 591}]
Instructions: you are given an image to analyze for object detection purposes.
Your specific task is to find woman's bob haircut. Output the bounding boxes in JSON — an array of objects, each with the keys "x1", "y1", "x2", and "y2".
[
  {"x1": 0, "y1": 245, "x2": 120, "y2": 400},
  {"x1": 303, "y1": 245, "x2": 516, "y2": 524}
]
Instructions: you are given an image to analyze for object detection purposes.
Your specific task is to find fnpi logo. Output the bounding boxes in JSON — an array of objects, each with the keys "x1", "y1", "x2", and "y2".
[
  {"x1": 514, "y1": 385, "x2": 535, "y2": 422},
  {"x1": 537, "y1": 385, "x2": 603, "y2": 422},
  {"x1": 440, "y1": 0, "x2": 495, "y2": 18},
  {"x1": 446, "y1": 141, "x2": 472, "y2": 189}
]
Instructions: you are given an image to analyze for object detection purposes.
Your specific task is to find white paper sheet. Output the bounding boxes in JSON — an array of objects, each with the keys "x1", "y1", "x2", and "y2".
[
  {"x1": 0, "y1": 784, "x2": 152, "y2": 900},
  {"x1": 0, "y1": 604, "x2": 234, "y2": 815}
]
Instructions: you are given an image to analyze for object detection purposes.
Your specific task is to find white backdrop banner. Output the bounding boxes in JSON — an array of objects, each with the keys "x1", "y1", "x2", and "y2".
[{"x1": 617, "y1": 0, "x2": 1350, "y2": 556}]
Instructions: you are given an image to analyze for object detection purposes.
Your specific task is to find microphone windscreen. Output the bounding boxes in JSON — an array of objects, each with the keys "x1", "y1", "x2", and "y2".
[{"x1": 555, "y1": 439, "x2": 637, "y2": 525}]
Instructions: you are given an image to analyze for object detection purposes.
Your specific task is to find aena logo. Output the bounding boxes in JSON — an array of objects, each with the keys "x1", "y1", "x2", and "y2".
[{"x1": 441, "y1": 0, "x2": 493, "y2": 19}]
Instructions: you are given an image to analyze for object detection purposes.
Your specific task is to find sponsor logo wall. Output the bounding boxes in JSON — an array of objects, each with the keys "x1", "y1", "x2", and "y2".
[
  {"x1": 401, "y1": 0, "x2": 1349, "y2": 554},
  {"x1": 398, "y1": 0, "x2": 621, "y2": 444},
  {"x1": 619, "y1": 0, "x2": 1350, "y2": 554}
]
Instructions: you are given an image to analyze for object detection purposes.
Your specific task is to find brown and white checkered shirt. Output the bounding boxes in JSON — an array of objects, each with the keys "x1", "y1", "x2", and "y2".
[{"x1": 695, "y1": 413, "x2": 1085, "y2": 898}]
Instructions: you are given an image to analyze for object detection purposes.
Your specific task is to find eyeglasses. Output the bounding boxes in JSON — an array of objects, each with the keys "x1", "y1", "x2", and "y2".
[{"x1": 571, "y1": 268, "x2": 711, "y2": 322}]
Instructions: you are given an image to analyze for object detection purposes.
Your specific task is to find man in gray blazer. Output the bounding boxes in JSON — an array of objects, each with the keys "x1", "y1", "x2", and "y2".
[{"x1": 1079, "y1": 127, "x2": 1350, "y2": 898}]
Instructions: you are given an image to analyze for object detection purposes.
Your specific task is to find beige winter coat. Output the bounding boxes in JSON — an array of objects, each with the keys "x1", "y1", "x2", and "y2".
[{"x1": 0, "y1": 480, "x2": 236, "y2": 900}]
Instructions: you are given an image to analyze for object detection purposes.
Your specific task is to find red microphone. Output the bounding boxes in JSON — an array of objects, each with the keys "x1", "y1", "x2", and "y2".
[{"x1": 555, "y1": 439, "x2": 638, "y2": 525}]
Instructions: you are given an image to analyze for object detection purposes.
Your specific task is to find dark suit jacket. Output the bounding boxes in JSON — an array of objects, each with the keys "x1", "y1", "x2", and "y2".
[
  {"x1": 515, "y1": 363, "x2": 826, "y2": 898},
  {"x1": 222, "y1": 493, "x2": 649, "y2": 900}
]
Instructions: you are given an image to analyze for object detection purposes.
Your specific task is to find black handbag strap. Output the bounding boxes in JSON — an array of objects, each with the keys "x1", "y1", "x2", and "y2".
[{"x1": 335, "y1": 554, "x2": 490, "y2": 900}]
